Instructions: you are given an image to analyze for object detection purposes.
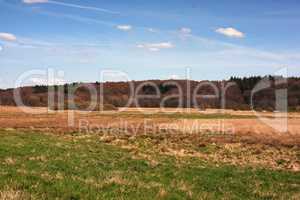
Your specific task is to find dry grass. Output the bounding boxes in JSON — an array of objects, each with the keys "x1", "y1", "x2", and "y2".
[
  {"x1": 0, "y1": 189, "x2": 31, "y2": 200},
  {"x1": 0, "y1": 106, "x2": 299, "y2": 171},
  {"x1": 0, "y1": 106, "x2": 299, "y2": 135}
]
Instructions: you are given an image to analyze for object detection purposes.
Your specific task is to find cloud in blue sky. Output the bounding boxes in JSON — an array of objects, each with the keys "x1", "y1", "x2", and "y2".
[
  {"x1": 0, "y1": 0, "x2": 300, "y2": 88},
  {"x1": 0, "y1": 32, "x2": 17, "y2": 42},
  {"x1": 215, "y1": 27, "x2": 245, "y2": 38},
  {"x1": 37, "y1": 10, "x2": 116, "y2": 27},
  {"x1": 22, "y1": 0, "x2": 119, "y2": 14},
  {"x1": 179, "y1": 27, "x2": 192, "y2": 35},
  {"x1": 178, "y1": 27, "x2": 192, "y2": 40},
  {"x1": 168, "y1": 74, "x2": 181, "y2": 79},
  {"x1": 116, "y1": 25, "x2": 132, "y2": 31},
  {"x1": 137, "y1": 42, "x2": 174, "y2": 52},
  {"x1": 147, "y1": 28, "x2": 158, "y2": 33},
  {"x1": 23, "y1": 0, "x2": 48, "y2": 3}
]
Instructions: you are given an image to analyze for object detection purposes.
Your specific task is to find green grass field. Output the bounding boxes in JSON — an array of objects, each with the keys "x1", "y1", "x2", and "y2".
[{"x1": 0, "y1": 130, "x2": 299, "y2": 200}]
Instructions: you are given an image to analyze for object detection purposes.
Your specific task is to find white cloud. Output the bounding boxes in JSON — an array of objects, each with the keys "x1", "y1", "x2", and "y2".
[
  {"x1": 116, "y1": 25, "x2": 132, "y2": 31},
  {"x1": 23, "y1": 0, "x2": 48, "y2": 3},
  {"x1": 216, "y1": 27, "x2": 244, "y2": 38},
  {"x1": 178, "y1": 27, "x2": 192, "y2": 40},
  {"x1": 148, "y1": 47, "x2": 160, "y2": 52},
  {"x1": 0, "y1": 46, "x2": 2, "y2": 51},
  {"x1": 179, "y1": 27, "x2": 192, "y2": 34},
  {"x1": 169, "y1": 74, "x2": 180, "y2": 79},
  {"x1": 137, "y1": 42, "x2": 174, "y2": 52},
  {"x1": 147, "y1": 28, "x2": 158, "y2": 33},
  {"x1": 151, "y1": 42, "x2": 174, "y2": 49},
  {"x1": 0, "y1": 33, "x2": 17, "y2": 42},
  {"x1": 23, "y1": 0, "x2": 118, "y2": 14},
  {"x1": 38, "y1": 10, "x2": 116, "y2": 27}
]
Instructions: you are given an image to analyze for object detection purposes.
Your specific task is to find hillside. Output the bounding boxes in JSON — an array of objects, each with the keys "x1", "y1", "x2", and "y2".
[{"x1": 1, "y1": 77, "x2": 300, "y2": 111}]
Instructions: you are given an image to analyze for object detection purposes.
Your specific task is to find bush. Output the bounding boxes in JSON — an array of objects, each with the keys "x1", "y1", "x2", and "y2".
[{"x1": 33, "y1": 85, "x2": 48, "y2": 94}]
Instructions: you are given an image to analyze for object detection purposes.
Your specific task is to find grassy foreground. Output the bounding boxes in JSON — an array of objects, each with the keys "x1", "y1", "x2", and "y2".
[{"x1": 0, "y1": 130, "x2": 299, "y2": 200}]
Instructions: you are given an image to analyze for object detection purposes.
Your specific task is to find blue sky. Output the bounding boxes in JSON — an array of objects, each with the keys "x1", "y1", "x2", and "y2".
[{"x1": 0, "y1": 0, "x2": 300, "y2": 88}]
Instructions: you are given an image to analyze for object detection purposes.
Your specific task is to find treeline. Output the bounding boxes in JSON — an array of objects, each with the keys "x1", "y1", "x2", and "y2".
[
  {"x1": 1, "y1": 76, "x2": 300, "y2": 111},
  {"x1": 230, "y1": 76, "x2": 263, "y2": 93},
  {"x1": 230, "y1": 76, "x2": 300, "y2": 111},
  {"x1": 229, "y1": 75, "x2": 300, "y2": 93}
]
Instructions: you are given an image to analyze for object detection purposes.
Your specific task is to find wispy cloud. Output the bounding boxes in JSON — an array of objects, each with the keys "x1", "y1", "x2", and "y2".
[
  {"x1": 23, "y1": 0, "x2": 48, "y2": 3},
  {"x1": 137, "y1": 42, "x2": 174, "y2": 52},
  {"x1": 264, "y1": 10, "x2": 300, "y2": 16},
  {"x1": 0, "y1": 45, "x2": 3, "y2": 52},
  {"x1": 168, "y1": 74, "x2": 181, "y2": 79},
  {"x1": 178, "y1": 27, "x2": 192, "y2": 40},
  {"x1": 179, "y1": 27, "x2": 192, "y2": 35},
  {"x1": 22, "y1": 0, "x2": 119, "y2": 14},
  {"x1": 215, "y1": 27, "x2": 244, "y2": 38},
  {"x1": 116, "y1": 25, "x2": 132, "y2": 31},
  {"x1": 0, "y1": 32, "x2": 17, "y2": 42},
  {"x1": 4, "y1": 2, "x2": 299, "y2": 73},
  {"x1": 13, "y1": 36, "x2": 113, "y2": 50},
  {"x1": 186, "y1": 33, "x2": 300, "y2": 69},
  {"x1": 147, "y1": 28, "x2": 159, "y2": 33},
  {"x1": 37, "y1": 10, "x2": 116, "y2": 27}
]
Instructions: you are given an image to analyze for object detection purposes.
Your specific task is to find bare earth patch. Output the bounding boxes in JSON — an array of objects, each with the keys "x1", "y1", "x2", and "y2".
[{"x1": 0, "y1": 106, "x2": 299, "y2": 171}]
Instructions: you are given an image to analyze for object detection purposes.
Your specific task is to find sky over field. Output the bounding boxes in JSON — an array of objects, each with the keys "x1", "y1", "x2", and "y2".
[{"x1": 0, "y1": 0, "x2": 300, "y2": 88}]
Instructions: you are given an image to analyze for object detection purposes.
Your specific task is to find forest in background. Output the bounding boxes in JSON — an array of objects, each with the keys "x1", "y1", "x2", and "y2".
[{"x1": 1, "y1": 76, "x2": 300, "y2": 111}]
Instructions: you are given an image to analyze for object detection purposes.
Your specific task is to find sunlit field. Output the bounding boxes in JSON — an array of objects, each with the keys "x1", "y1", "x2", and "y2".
[{"x1": 0, "y1": 106, "x2": 299, "y2": 199}]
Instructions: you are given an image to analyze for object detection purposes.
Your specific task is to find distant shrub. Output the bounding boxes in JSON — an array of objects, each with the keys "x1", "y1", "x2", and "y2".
[
  {"x1": 142, "y1": 84, "x2": 157, "y2": 95},
  {"x1": 290, "y1": 106, "x2": 300, "y2": 112},
  {"x1": 33, "y1": 85, "x2": 48, "y2": 94},
  {"x1": 159, "y1": 84, "x2": 177, "y2": 94}
]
